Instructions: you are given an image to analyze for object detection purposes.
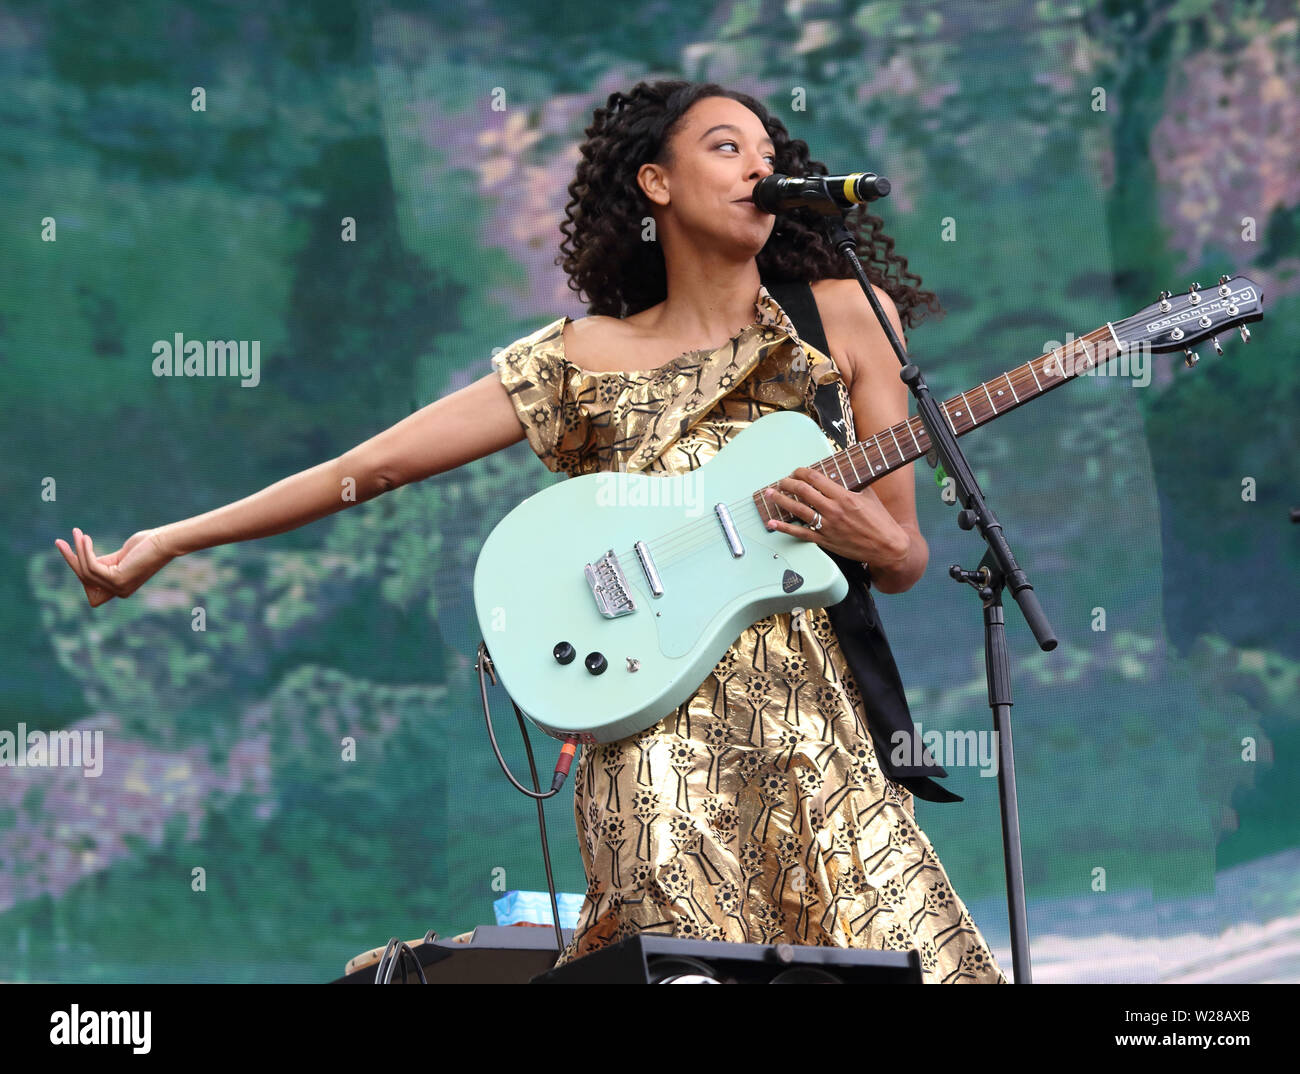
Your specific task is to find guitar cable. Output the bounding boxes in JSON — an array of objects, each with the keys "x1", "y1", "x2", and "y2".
[
  {"x1": 373, "y1": 937, "x2": 428, "y2": 984},
  {"x1": 476, "y1": 640, "x2": 570, "y2": 960}
]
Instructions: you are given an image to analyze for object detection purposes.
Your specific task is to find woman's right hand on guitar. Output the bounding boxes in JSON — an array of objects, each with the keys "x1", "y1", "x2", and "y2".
[{"x1": 54, "y1": 526, "x2": 175, "y2": 607}]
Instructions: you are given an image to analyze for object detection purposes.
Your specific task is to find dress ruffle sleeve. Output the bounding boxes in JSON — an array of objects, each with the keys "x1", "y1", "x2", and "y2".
[{"x1": 490, "y1": 317, "x2": 591, "y2": 475}]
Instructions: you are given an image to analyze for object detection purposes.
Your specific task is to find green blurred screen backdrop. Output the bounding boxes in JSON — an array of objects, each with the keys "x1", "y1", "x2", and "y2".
[{"x1": 2, "y1": 0, "x2": 1297, "y2": 981}]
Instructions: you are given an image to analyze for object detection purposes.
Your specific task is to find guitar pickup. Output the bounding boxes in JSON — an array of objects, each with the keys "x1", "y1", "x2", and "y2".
[
  {"x1": 715, "y1": 502, "x2": 744, "y2": 557},
  {"x1": 585, "y1": 549, "x2": 638, "y2": 619},
  {"x1": 634, "y1": 540, "x2": 663, "y2": 597}
]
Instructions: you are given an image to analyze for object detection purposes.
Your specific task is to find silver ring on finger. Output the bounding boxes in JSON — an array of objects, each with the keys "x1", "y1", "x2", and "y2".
[{"x1": 810, "y1": 510, "x2": 823, "y2": 531}]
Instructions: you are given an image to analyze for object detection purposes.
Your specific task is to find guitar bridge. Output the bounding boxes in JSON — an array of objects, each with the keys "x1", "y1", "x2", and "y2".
[{"x1": 585, "y1": 550, "x2": 638, "y2": 619}]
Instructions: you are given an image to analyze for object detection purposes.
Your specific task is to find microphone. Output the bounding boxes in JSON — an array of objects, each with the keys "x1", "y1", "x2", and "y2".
[{"x1": 752, "y1": 172, "x2": 891, "y2": 214}]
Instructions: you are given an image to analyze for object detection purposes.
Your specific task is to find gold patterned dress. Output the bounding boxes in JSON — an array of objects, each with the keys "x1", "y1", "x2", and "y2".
[{"x1": 490, "y1": 284, "x2": 1006, "y2": 983}]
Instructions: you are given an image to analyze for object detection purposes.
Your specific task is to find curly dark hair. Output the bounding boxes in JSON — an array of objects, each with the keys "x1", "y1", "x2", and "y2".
[{"x1": 556, "y1": 79, "x2": 942, "y2": 331}]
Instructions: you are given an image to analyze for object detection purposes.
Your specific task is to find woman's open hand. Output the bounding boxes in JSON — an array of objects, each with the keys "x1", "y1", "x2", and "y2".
[{"x1": 53, "y1": 527, "x2": 175, "y2": 607}]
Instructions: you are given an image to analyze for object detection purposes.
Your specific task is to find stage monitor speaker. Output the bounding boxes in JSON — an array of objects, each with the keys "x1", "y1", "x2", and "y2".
[
  {"x1": 333, "y1": 926, "x2": 573, "y2": 984},
  {"x1": 532, "y1": 935, "x2": 922, "y2": 983}
]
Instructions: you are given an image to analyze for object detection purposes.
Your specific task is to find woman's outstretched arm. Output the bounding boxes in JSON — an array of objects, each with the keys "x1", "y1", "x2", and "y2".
[{"x1": 55, "y1": 371, "x2": 526, "y2": 605}]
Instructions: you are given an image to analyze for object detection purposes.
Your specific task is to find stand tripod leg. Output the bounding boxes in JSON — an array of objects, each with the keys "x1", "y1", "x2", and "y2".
[
  {"x1": 952, "y1": 553, "x2": 1033, "y2": 983},
  {"x1": 984, "y1": 590, "x2": 1032, "y2": 983}
]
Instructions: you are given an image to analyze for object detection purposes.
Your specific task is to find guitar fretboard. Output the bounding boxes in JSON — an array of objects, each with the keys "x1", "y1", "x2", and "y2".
[{"x1": 755, "y1": 322, "x2": 1124, "y2": 523}]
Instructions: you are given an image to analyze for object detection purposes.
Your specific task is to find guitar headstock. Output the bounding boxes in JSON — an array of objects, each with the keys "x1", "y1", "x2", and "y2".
[{"x1": 1112, "y1": 274, "x2": 1264, "y2": 367}]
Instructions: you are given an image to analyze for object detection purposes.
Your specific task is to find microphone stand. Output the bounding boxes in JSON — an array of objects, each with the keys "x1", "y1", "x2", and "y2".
[{"x1": 811, "y1": 187, "x2": 1053, "y2": 985}]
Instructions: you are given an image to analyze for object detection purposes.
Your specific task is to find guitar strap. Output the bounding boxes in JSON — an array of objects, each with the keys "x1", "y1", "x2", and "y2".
[{"x1": 763, "y1": 279, "x2": 962, "y2": 804}]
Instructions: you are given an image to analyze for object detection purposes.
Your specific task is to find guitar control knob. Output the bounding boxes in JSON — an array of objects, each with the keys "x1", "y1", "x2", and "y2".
[
  {"x1": 584, "y1": 652, "x2": 607, "y2": 675},
  {"x1": 553, "y1": 642, "x2": 576, "y2": 665}
]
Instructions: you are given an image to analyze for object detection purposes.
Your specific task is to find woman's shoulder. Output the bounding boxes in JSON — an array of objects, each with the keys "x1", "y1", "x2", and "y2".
[
  {"x1": 811, "y1": 278, "x2": 903, "y2": 340},
  {"x1": 807, "y1": 277, "x2": 905, "y2": 391},
  {"x1": 561, "y1": 313, "x2": 626, "y2": 367}
]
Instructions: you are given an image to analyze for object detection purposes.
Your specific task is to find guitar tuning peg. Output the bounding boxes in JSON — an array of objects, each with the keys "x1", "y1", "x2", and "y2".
[
  {"x1": 1183, "y1": 348, "x2": 1199, "y2": 368},
  {"x1": 1158, "y1": 289, "x2": 1172, "y2": 311},
  {"x1": 1188, "y1": 281, "x2": 1201, "y2": 292},
  {"x1": 1159, "y1": 289, "x2": 1172, "y2": 300},
  {"x1": 1218, "y1": 274, "x2": 1231, "y2": 286},
  {"x1": 1239, "y1": 325, "x2": 1251, "y2": 344},
  {"x1": 1211, "y1": 335, "x2": 1223, "y2": 356}
]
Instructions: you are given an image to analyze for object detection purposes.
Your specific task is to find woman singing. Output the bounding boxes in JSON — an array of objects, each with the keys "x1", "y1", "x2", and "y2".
[{"x1": 56, "y1": 79, "x2": 1005, "y2": 983}]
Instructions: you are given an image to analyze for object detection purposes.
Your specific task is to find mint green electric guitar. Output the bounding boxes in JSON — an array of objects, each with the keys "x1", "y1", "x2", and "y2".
[{"x1": 474, "y1": 277, "x2": 1262, "y2": 744}]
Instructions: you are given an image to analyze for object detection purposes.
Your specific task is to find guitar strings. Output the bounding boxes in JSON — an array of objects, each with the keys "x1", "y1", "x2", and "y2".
[
  {"x1": 607, "y1": 452, "x2": 875, "y2": 576},
  {"x1": 602, "y1": 303, "x2": 1234, "y2": 569},
  {"x1": 600, "y1": 393, "x2": 998, "y2": 574},
  {"x1": 600, "y1": 335, "x2": 1123, "y2": 575},
  {"x1": 596, "y1": 301, "x2": 1224, "y2": 570}
]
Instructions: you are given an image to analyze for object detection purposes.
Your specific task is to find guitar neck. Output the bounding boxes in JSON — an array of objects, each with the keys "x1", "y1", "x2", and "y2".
[
  {"x1": 755, "y1": 272, "x2": 1262, "y2": 522},
  {"x1": 802, "y1": 322, "x2": 1124, "y2": 497}
]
